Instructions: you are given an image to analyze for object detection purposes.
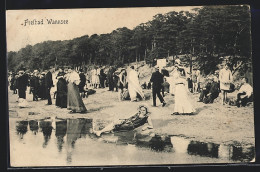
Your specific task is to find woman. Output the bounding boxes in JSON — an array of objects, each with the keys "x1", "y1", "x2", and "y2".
[
  {"x1": 93, "y1": 105, "x2": 153, "y2": 136},
  {"x1": 67, "y1": 70, "x2": 87, "y2": 113},
  {"x1": 192, "y1": 69, "x2": 198, "y2": 93},
  {"x1": 172, "y1": 69, "x2": 195, "y2": 115},
  {"x1": 56, "y1": 72, "x2": 67, "y2": 108},
  {"x1": 219, "y1": 63, "x2": 233, "y2": 105},
  {"x1": 127, "y1": 66, "x2": 144, "y2": 101},
  {"x1": 118, "y1": 68, "x2": 127, "y2": 101}
]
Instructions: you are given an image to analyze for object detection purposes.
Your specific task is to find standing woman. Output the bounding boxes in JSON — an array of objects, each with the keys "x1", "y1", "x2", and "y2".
[
  {"x1": 67, "y1": 70, "x2": 87, "y2": 113},
  {"x1": 118, "y1": 68, "x2": 127, "y2": 101},
  {"x1": 56, "y1": 72, "x2": 67, "y2": 108},
  {"x1": 219, "y1": 63, "x2": 233, "y2": 105},
  {"x1": 172, "y1": 69, "x2": 195, "y2": 115},
  {"x1": 127, "y1": 66, "x2": 144, "y2": 101}
]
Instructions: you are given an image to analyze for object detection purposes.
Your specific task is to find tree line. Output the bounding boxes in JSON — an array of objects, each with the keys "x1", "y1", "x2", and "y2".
[{"x1": 7, "y1": 5, "x2": 252, "y2": 75}]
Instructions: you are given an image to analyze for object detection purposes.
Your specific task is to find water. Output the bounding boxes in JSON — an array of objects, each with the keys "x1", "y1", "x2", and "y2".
[{"x1": 9, "y1": 118, "x2": 255, "y2": 167}]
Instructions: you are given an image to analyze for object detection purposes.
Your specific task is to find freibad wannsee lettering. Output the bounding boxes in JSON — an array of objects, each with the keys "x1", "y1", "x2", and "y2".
[{"x1": 22, "y1": 19, "x2": 69, "y2": 26}]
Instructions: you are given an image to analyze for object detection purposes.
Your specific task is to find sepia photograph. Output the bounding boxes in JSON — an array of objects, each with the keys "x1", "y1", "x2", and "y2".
[{"x1": 6, "y1": 5, "x2": 255, "y2": 167}]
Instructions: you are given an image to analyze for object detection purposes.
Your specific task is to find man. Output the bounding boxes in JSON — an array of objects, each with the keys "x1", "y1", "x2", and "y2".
[
  {"x1": 30, "y1": 70, "x2": 40, "y2": 101},
  {"x1": 150, "y1": 66, "x2": 166, "y2": 107},
  {"x1": 16, "y1": 68, "x2": 29, "y2": 99},
  {"x1": 245, "y1": 63, "x2": 253, "y2": 87},
  {"x1": 107, "y1": 66, "x2": 115, "y2": 91},
  {"x1": 113, "y1": 72, "x2": 119, "y2": 92},
  {"x1": 236, "y1": 77, "x2": 253, "y2": 107},
  {"x1": 45, "y1": 68, "x2": 53, "y2": 105},
  {"x1": 99, "y1": 68, "x2": 106, "y2": 88},
  {"x1": 78, "y1": 69, "x2": 86, "y2": 98},
  {"x1": 16, "y1": 68, "x2": 29, "y2": 108},
  {"x1": 198, "y1": 76, "x2": 220, "y2": 103}
]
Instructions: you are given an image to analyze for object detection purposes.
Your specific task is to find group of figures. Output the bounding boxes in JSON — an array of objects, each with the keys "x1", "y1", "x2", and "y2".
[
  {"x1": 9, "y1": 68, "x2": 53, "y2": 107},
  {"x1": 9, "y1": 67, "x2": 88, "y2": 113},
  {"x1": 8, "y1": 59, "x2": 254, "y2": 136},
  {"x1": 88, "y1": 65, "x2": 146, "y2": 102}
]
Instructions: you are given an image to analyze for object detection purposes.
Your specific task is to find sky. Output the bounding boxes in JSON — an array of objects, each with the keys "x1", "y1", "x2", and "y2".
[{"x1": 6, "y1": 6, "x2": 201, "y2": 52}]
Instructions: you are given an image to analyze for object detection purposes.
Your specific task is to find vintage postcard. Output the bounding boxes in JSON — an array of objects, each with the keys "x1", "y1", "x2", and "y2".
[{"x1": 6, "y1": 6, "x2": 255, "y2": 167}]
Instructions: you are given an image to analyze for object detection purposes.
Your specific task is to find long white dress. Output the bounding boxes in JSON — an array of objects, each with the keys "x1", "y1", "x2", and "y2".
[
  {"x1": 173, "y1": 76, "x2": 195, "y2": 114},
  {"x1": 127, "y1": 68, "x2": 144, "y2": 101},
  {"x1": 168, "y1": 68, "x2": 179, "y2": 95},
  {"x1": 95, "y1": 68, "x2": 100, "y2": 84},
  {"x1": 91, "y1": 69, "x2": 97, "y2": 85}
]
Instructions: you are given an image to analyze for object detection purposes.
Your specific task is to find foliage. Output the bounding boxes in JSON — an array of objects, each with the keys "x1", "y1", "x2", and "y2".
[{"x1": 7, "y1": 5, "x2": 251, "y2": 75}]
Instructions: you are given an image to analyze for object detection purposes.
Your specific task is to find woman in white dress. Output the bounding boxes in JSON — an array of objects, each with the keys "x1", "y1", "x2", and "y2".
[
  {"x1": 67, "y1": 70, "x2": 87, "y2": 113},
  {"x1": 169, "y1": 66, "x2": 179, "y2": 95},
  {"x1": 127, "y1": 66, "x2": 144, "y2": 101},
  {"x1": 172, "y1": 69, "x2": 195, "y2": 115},
  {"x1": 91, "y1": 68, "x2": 97, "y2": 88},
  {"x1": 219, "y1": 63, "x2": 233, "y2": 105}
]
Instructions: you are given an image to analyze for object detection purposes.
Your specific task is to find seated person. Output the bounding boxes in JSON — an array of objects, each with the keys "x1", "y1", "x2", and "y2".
[
  {"x1": 147, "y1": 82, "x2": 152, "y2": 89},
  {"x1": 141, "y1": 82, "x2": 147, "y2": 89},
  {"x1": 236, "y1": 77, "x2": 253, "y2": 107},
  {"x1": 93, "y1": 105, "x2": 153, "y2": 136},
  {"x1": 198, "y1": 76, "x2": 220, "y2": 103},
  {"x1": 162, "y1": 78, "x2": 170, "y2": 94}
]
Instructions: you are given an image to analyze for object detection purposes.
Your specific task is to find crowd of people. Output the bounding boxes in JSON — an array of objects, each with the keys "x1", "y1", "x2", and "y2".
[{"x1": 8, "y1": 59, "x2": 254, "y2": 136}]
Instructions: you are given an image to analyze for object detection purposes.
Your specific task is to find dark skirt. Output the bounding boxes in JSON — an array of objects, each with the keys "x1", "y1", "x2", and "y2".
[
  {"x1": 56, "y1": 92, "x2": 67, "y2": 108},
  {"x1": 56, "y1": 79, "x2": 67, "y2": 108},
  {"x1": 67, "y1": 82, "x2": 87, "y2": 113}
]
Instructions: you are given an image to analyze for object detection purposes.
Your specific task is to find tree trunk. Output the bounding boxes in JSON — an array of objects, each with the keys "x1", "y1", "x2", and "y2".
[{"x1": 144, "y1": 48, "x2": 147, "y2": 64}]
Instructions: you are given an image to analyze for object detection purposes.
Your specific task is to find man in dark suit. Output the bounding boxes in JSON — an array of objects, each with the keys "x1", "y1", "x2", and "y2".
[
  {"x1": 45, "y1": 68, "x2": 53, "y2": 105},
  {"x1": 16, "y1": 68, "x2": 29, "y2": 99},
  {"x1": 30, "y1": 70, "x2": 40, "y2": 101},
  {"x1": 150, "y1": 66, "x2": 166, "y2": 107},
  {"x1": 107, "y1": 66, "x2": 115, "y2": 91},
  {"x1": 198, "y1": 76, "x2": 220, "y2": 103}
]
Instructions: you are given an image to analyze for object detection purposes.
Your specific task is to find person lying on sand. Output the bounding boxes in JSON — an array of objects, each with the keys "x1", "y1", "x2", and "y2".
[{"x1": 93, "y1": 105, "x2": 153, "y2": 136}]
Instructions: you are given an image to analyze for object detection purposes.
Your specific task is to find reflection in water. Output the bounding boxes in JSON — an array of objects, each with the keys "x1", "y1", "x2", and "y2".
[
  {"x1": 66, "y1": 118, "x2": 87, "y2": 164},
  {"x1": 149, "y1": 135, "x2": 172, "y2": 152},
  {"x1": 55, "y1": 120, "x2": 67, "y2": 152},
  {"x1": 187, "y1": 141, "x2": 219, "y2": 158},
  {"x1": 218, "y1": 144, "x2": 233, "y2": 160},
  {"x1": 231, "y1": 145, "x2": 255, "y2": 162},
  {"x1": 29, "y1": 120, "x2": 39, "y2": 135},
  {"x1": 135, "y1": 134, "x2": 173, "y2": 152},
  {"x1": 13, "y1": 118, "x2": 255, "y2": 164},
  {"x1": 16, "y1": 121, "x2": 28, "y2": 139},
  {"x1": 114, "y1": 130, "x2": 136, "y2": 145},
  {"x1": 170, "y1": 136, "x2": 190, "y2": 153},
  {"x1": 39, "y1": 121, "x2": 53, "y2": 148}
]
